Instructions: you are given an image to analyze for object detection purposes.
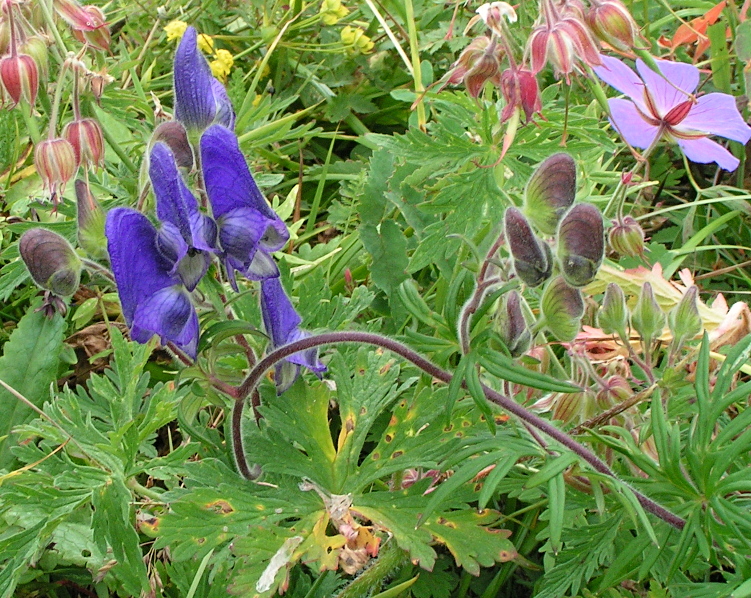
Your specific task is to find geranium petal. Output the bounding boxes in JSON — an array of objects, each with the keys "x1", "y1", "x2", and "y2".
[
  {"x1": 593, "y1": 55, "x2": 648, "y2": 113},
  {"x1": 677, "y1": 93, "x2": 751, "y2": 143},
  {"x1": 636, "y1": 59, "x2": 698, "y2": 116},
  {"x1": 675, "y1": 136, "x2": 740, "y2": 171},
  {"x1": 132, "y1": 286, "x2": 199, "y2": 358},
  {"x1": 608, "y1": 98, "x2": 660, "y2": 149},
  {"x1": 105, "y1": 208, "x2": 178, "y2": 327},
  {"x1": 173, "y1": 27, "x2": 216, "y2": 132}
]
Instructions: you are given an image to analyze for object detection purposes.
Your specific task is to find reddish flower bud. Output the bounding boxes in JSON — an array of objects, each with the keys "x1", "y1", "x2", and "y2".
[
  {"x1": 34, "y1": 137, "x2": 77, "y2": 202},
  {"x1": 447, "y1": 36, "x2": 504, "y2": 98},
  {"x1": 527, "y1": 16, "x2": 602, "y2": 79},
  {"x1": 151, "y1": 121, "x2": 193, "y2": 171},
  {"x1": 0, "y1": 53, "x2": 39, "y2": 107},
  {"x1": 595, "y1": 375, "x2": 631, "y2": 409},
  {"x1": 587, "y1": 0, "x2": 640, "y2": 52},
  {"x1": 608, "y1": 216, "x2": 645, "y2": 257},
  {"x1": 53, "y1": 0, "x2": 105, "y2": 30},
  {"x1": 71, "y1": 6, "x2": 111, "y2": 52},
  {"x1": 88, "y1": 68, "x2": 113, "y2": 103},
  {"x1": 62, "y1": 118, "x2": 105, "y2": 169},
  {"x1": 501, "y1": 67, "x2": 541, "y2": 123}
]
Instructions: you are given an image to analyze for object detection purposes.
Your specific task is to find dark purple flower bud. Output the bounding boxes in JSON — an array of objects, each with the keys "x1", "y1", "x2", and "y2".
[
  {"x1": 557, "y1": 203, "x2": 604, "y2": 288},
  {"x1": 260, "y1": 276, "x2": 326, "y2": 393},
  {"x1": 541, "y1": 276, "x2": 584, "y2": 342},
  {"x1": 494, "y1": 290, "x2": 531, "y2": 358},
  {"x1": 75, "y1": 179, "x2": 107, "y2": 261},
  {"x1": 524, "y1": 153, "x2": 576, "y2": 235},
  {"x1": 152, "y1": 121, "x2": 193, "y2": 171},
  {"x1": 504, "y1": 206, "x2": 552, "y2": 287},
  {"x1": 19, "y1": 228, "x2": 82, "y2": 296},
  {"x1": 149, "y1": 142, "x2": 216, "y2": 291},
  {"x1": 200, "y1": 124, "x2": 289, "y2": 289},
  {"x1": 173, "y1": 26, "x2": 235, "y2": 133},
  {"x1": 105, "y1": 207, "x2": 199, "y2": 358}
]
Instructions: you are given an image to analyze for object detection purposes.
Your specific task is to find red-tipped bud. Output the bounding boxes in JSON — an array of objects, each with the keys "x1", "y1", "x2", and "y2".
[
  {"x1": 53, "y1": 0, "x2": 105, "y2": 30},
  {"x1": 34, "y1": 137, "x2": 77, "y2": 202},
  {"x1": 587, "y1": 0, "x2": 640, "y2": 51},
  {"x1": 528, "y1": 17, "x2": 602, "y2": 78},
  {"x1": 448, "y1": 36, "x2": 504, "y2": 98},
  {"x1": 62, "y1": 118, "x2": 105, "y2": 169},
  {"x1": 0, "y1": 54, "x2": 39, "y2": 107},
  {"x1": 608, "y1": 216, "x2": 645, "y2": 257},
  {"x1": 501, "y1": 67, "x2": 541, "y2": 123},
  {"x1": 71, "y1": 6, "x2": 111, "y2": 52}
]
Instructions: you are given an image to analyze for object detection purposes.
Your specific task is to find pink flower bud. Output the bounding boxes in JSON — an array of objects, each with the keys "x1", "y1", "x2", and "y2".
[
  {"x1": 501, "y1": 67, "x2": 541, "y2": 123},
  {"x1": 595, "y1": 375, "x2": 631, "y2": 409},
  {"x1": 34, "y1": 137, "x2": 77, "y2": 202},
  {"x1": 53, "y1": 0, "x2": 105, "y2": 30},
  {"x1": 71, "y1": 6, "x2": 111, "y2": 52},
  {"x1": 88, "y1": 68, "x2": 113, "y2": 103},
  {"x1": 62, "y1": 118, "x2": 105, "y2": 169},
  {"x1": 587, "y1": 0, "x2": 640, "y2": 52},
  {"x1": 608, "y1": 216, "x2": 645, "y2": 257},
  {"x1": 448, "y1": 36, "x2": 504, "y2": 98},
  {"x1": 0, "y1": 53, "x2": 39, "y2": 107},
  {"x1": 527, "y1": 16, "x2": 602, "y2": 79}
]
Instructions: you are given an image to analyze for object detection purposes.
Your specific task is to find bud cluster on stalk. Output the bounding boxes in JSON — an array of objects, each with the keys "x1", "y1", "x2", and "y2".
[{"x1": 503, "y1": 153, "x2": 604, "y2": 342}]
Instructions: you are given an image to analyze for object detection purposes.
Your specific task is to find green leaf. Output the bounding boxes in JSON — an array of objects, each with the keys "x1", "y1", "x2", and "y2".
[
  {"x1": 0, "y1": 304, "x2": 65, "y2": 469},
  {"x1": 360, "y1": 220, "x2": 409, "y2": 296},
  {"x1": 360, "y1": 149, "x2": 395, "y2": 226},
  {"x1": 478, "y1": 348, "x2": 581, "y2": 393},
  {"x1": 0, "y1": 519, "x2": 47, "y2": 598}
]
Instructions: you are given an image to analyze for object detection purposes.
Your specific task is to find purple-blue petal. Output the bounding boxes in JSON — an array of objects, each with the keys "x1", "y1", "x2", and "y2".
[
  {"x1": 675, "y1": 136, "x2": 741, "y2": 172},
  {"x1": 608, "y1": 98, "x2": 661, "y2": 149},
  {"x1": 635, "y1": 59, "x2": 699, "y2": 116},
  {"x1": 132, "y1": 286, "x2": 199, "y2": 358},
  {"x1": 106, "y1": 208, "x2": 179, "y2": 327},
  {"x1": 593, "y1": 55, "x2": 649, "y2": 115},
  {"x1": 150, "y1": 142, "x2": 196, "y2": 242},
  {"x1": 211, "y1": 78, "x2": 236, "y2": 130},
  {"x1": 190, "y1": 212, "x2": 218, "y2": 252},
  {"x1": 173, "y1": 27, "x2": 216, "y2": 132},
  {"x1": 677, "y1": 93, "x2": 751, "y2": 144},
  {"x1": 156, "y1": 222, "x2": 189, "y2": 267}
]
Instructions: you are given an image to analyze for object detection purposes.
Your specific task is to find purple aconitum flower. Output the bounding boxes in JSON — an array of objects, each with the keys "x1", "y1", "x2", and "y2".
[
  {"x1": 200, "y1": 124, "x2": 289, "y2": 290},
  {"x1": 593, "y1": 55, "x2": 751, "y2": 171},
  {"x1": 149, "y1": 142, "x2": 217, "y2": 291},
  {"x1": 260, "y1": 276, "x2": 326, "y2": 393},
  {"x1": 106, "y1": 208, "x2": 199, "y2": 358},
  {"x1": 173, "y1": 26, "x2": 235, "y2": 133}
]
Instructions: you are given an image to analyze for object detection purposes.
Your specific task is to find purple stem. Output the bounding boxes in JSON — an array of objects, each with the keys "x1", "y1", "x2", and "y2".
[{"x1": 233, "y1": 330, "x2": 686, "y2": 530}]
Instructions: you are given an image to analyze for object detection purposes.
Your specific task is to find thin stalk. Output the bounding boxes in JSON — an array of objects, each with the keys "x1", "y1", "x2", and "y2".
[
  {"x1": 38, "y1": 0, "x2": 69, "y2": 57},
  {"x1": 403, "y1": 0, "x2": 427, "y2": 129},
  {"x1": 234, "y1": 331, "x2": 686, "y2": 530}
]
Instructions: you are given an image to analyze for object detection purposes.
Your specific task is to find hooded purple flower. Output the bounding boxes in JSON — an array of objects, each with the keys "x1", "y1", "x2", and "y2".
[
  {"x1": 149, "y1": 142, "x2": 217, "y2": 291},
  {"x1": 260, "y1": 276, "x2": 326, "y2": 393},
  {"x1": 173, "y1": 26, "x2": 235, "y2": 133},
  {"x1": 106, "y1": 208, "x2": 199, "y2": 358},
  {"x1": 200, "y1": 124, "x2": 289, "y2": 290},
  {"x1": 593, "y1": 55, "x2": 751, "y2": 171}
]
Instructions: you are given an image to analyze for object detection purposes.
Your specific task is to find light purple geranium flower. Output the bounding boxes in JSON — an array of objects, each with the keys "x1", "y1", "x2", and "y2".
[
  {"x1": 174, "y1": 26, "x2": 235, "y2": 133},
  {"x1": 106, "y1": 208, "x2": 199, "y2": 358},
  {"x1": 200, "y1": 124, "x2": 289, "y2": 290},
  {"x1": 260, "y1": 276, "x2": 326, "y2": 393},
  {"x1": 149, "y1": 142, "x2": 217, "y2": 291},
  {"x1": 593, "y1": 55, "x2": 751, "y2": 171}
]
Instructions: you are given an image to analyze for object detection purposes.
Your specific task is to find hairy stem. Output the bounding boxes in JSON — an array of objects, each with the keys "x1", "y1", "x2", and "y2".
[{"x1": 234, "y1": 331, "x2": 686, "y2": 530}]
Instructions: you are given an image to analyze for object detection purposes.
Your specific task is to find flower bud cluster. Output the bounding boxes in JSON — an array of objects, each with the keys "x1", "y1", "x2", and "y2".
[{"x1": 503, "y1": 153, "x2": 604, "y2": 342}]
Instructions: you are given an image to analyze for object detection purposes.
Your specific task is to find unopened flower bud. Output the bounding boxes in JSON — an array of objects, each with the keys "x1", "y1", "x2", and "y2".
[
  {"x1": 476, "y1": 2, "x2": 517, "y2": 36},
  {"x1": 19, "y1": 228, "x2": 82, "y2": 296},
  {"x1": 598, "y1": 282, "x2": 628, "y2": 338},
  {"x1": 494, "y1": 290, "x2": 531, "y2": 358},
  {"x1": 71, "y1": 6, "x2": 111, "y2": 51},
  {"x1": 88, "y1": 68, "x2": 114, "y2": 103},
  {"x1": 448, "y1": 36, "x2": 504, "y2": 98},
  {"x1": 541, "y1": 276, "x2": 584, "y2": 342},
  {"x1": 596, "y1": 375, "x2": 631, "y2": 409},
  {"x1": 75, "y1": 179, "x2": 107, "y2": 261},
  {"x1": 0, "y1": 21, "x2": 9, "y2": 56},
  {"x1": 54, "y1": 0, "x2": 106, "y2": 30},
  {"x1": 501, "y1": 67, "x2": 541, "y2": 123},
  {"x1": 505, "y1": 206, "x2": 553, "y2": 287},
  {"x1": 608, "y1": 216, "x2": 645, "y2": 257},
  {"x1": 34, "y1": 137, "x2": 77, "y2": 202},
  {"x1": 553, "y1": 390, "x2": 594, "y2": 424},
  {"x1": 524, "y1": 153, "x2": 576, "y2": 235},
  {"x1": 0, "y1": 53, "x2": 39, "y2": 107},
  {"x1": 557, "y1": 203, "x2": 604, "y2": 287},
  {"x1": 62, "y1": 118, "x2": 105, "y2": 169},
  {"x1": 631, "y1": 282, "x2": 666, "y2": 345},
  {"x1": 528, "y1": 17, "x2": 602, "y2": 79},
  {"x1": 587, "y1": 0, "x2": 640, "y2": 51},
  {"x1": 151, "y1": 121, "x2": 193, "y2": 170},
  {"x1": 668, "y1": 286, "x2": 702, "y2": 349},
  {"x1": 19, "y1": 37, "x2": 49, "y2": 79}
]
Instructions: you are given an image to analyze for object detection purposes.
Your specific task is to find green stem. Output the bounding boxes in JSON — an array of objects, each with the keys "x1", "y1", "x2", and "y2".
[
  {"x1": 47, "y1": 61, "x2": 70, "y2": 138},
  {"x1": 38, "y1": 0, "x2": 69, "y2": 58},
  {"x1": 100, "y1": 122, "x2": 138, "y2": 173},
  {"x1": 404, "y1": 0, "x2": 426, "y2": 128}
]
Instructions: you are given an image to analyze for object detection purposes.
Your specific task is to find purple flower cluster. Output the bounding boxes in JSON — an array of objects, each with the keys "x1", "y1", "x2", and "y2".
[{"x1": 105, "y1": 27, "x2": 324, "y2": 391}]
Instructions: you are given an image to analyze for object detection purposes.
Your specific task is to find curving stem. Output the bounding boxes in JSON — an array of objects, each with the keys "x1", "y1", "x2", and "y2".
[{"x1": 233, "y1": 331, "x2": 686, "y2": 531}]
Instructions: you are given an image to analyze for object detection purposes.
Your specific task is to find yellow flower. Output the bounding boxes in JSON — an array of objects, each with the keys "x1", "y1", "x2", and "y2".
[
  {"x1": 197, "y1": 33, "x2": 214, "y2": 53},
  {"x1": 319, "y1": 0, "x2": 349, "y2": 25},
  {"x1": 164, "y1": 20, "x2": 188, "y2": 42},
  {"x1": 340, "y1": 26, "x2": 374, "y2": 54},
  {"x1": 210, "y1": 49, "x2": 234, "y2": 80}
]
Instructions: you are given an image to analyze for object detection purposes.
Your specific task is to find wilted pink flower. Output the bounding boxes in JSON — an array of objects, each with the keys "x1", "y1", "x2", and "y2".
[
  {"x1": 500, "y1": 66, "x2": 541, "y2": 123},
  {"x1": 594, "y1": 55, "x2": 751, "y2": 171}
]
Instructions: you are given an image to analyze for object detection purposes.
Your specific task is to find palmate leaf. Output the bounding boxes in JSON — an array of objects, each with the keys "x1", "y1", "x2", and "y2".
[{"x1": 0, "y1": 519, "x2": 46, "y2": 598}]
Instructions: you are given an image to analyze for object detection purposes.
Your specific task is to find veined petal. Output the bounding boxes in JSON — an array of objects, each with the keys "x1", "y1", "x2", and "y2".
[
  {"x1": 260, "y1": 276, "x2": 302, "y2": 347},
  {"x1": 636, "y1": 59, "x2": 698, "y2": 116},
  {"x1": 189, "y1": 211, "x2": 218, "y2": 252},
  {"x1": 675, "y1": 136, "x2": 740, "y2": 171},
  {"x1": 211, "y1": 79, "x2": 236, "y2": 130},
  {"x1": 245, "y1": 249, "x2": 280, "y2": 281},
  {"x1": 105, "y1": 208, "x2": 179, "y2": 327},
  {"x1": 217, "y1": 206, "x2": 268, "y2": 262},
  {"x1": 174, "y1": 27, "x2": 216, "y2": 132},
  {"x1": 150, "y1": 142, "x2": 195, "y2": 242},
  {"x1": 132, "y1": 286, "x2": 199, "y2": 358},
  {"x1": 156, "y1": 222, "x2": 189, "y2": 266},
  {"x1": 608, "y1": 98, "x2": 661, "y2": 149},
  {"x1": 593, "y1": 55, "x2": 648, "y2": 113},
  {"x1": 677, "y1": 93, "x2": 751, "y2": 143}
]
